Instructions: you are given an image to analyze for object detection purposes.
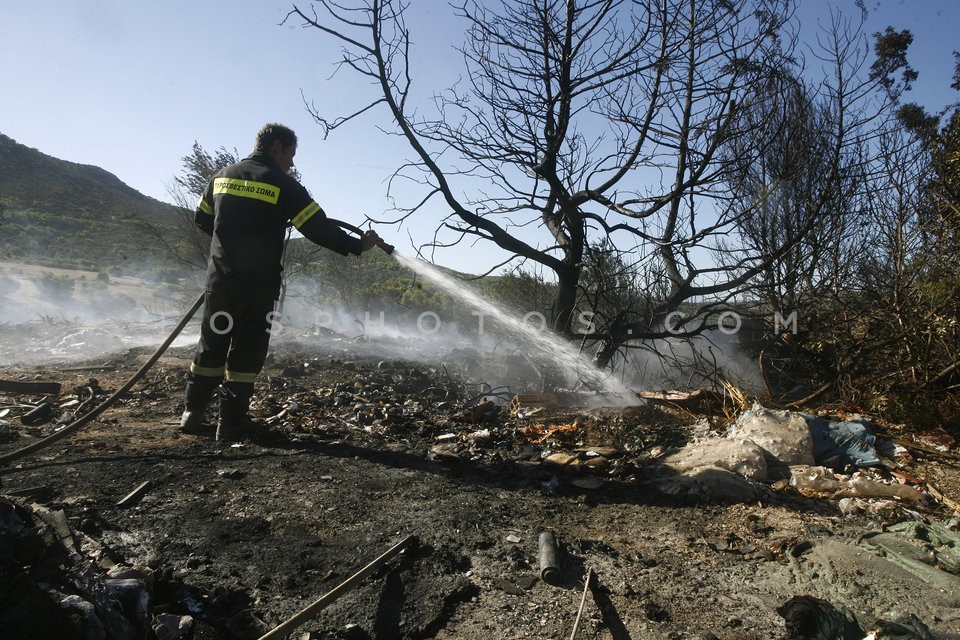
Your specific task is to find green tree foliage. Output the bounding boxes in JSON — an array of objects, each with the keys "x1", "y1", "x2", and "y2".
[{"x1": 869, "y1": 27, "x2": 918, "y2": 97}]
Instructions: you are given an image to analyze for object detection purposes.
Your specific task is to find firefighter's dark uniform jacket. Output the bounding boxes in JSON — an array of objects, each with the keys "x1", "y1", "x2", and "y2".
[
  {"x1": 187, "y1": 152, "x2": 362, "y2": 387},
  {"x1": 195, "y1": 151, "x2": 362, "y2": 297}
]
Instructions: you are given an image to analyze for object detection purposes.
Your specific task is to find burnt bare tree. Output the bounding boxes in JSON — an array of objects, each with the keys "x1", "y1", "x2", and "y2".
[
  {"x1": 288, "y1": 0, "x2": 898, "y2": 374},
  {"x1": 721, "y1": 18, "x2": 960, "y2": 414}
]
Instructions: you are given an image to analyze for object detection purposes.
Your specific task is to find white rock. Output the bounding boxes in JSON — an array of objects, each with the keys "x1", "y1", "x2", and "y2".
[
  {"x1": 729, "y1": 405, "x2": 815, "y2": 465},
  {"x1": 664, "y1": 437, "x2": 769, "y2": 481}
]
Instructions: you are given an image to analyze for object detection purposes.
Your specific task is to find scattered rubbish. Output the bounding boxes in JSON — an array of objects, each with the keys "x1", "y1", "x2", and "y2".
[
  {"x1": 867, "y1": 613, "x2": 960, "y2": 640},
  {"x1": 428, "y1": 443, "x2": 460, "y2": 462},
  {"x1": 450, "y1": 398, "x2": 499, "y2": 423},
  {"x1": 708, "y1": 537, "x2": 773, "y2": 561},
  {"x1": 510, "y1": 393, "x2": 557, "y2": 417},
  {"x1": 523, "y1": 421, "x2": 580, "y2": 444},
  {"x1": 656, "y1": 465, "x2": 760, "y2": 503},
  {"x1": 836, "y1": 497, "x2": 902, "y2": 518},
  {"x1": 116, "y1": 480, "x2": 152, "y2": 508},
  {"x1": 0, "y1": 379, "x2": 62, "y2": 395},
  {"x1": 578, "y1": 446, "x2": 620, "y2": 458},
  {"x1": 538, "y1": 530, "x2": 561, "y2": 584},
  {"x1": 216, "y1": 468, "x2": 246, "y2": 480},
  {"x1": 776, "y1": 595, "x2": 864, "y2": 640},
  {"x1": 545, "y1": 452, "x2": 579, "y2": 466},
  {"x1": 569, "y1": 477, "x2": 605, "y2": 490},
  {"x1": 3, "y1": 485, "x2": 53, "y2": 500},
  {"x1": 514, "y1": 575, "x2": 537, "y2": 590},
  {"x1": 860, "y1": 519, "x2": 960, "y2": 578},
  {"x1": 20, "y1": 401, "x2": 54, "y2": 426},
  {"x1": 152, "y1": 613, "x2": 194, "y2": 640},
  {"x1": 789, "y1": 465, "x2": 925, "y2": 501},
  {"x1": 506, "y1": 533, "x2": 522, "y2": 544},
  {"x1": 105, "y1": 577, "x2": 151, "y2": 636},
  {"x1": 568, "y1": 568, "x2": 594, "y2": 640},
  {"x1": 664, "y1": 437, "x2": 769, "y2": 481},
  {"x1": 924, "y1": 484, "x2": 960, "y2": 515},
  {"x1": 911, "y1": 427, "x2": 956, "y2": 452},
  {"x1": 61, "y1": 364, "x2": 117, "y2": 373},
  {"x1": 541, "y1": 476, "x2": 561, "y2": 492},
  {"x1": 493, "y1": 577, "x2": 526, "y2": 595},
  {"x1": 635, "y1": 389, "x2": 706, "y2": 402},
  {"x1": 728, "y1": 404, "x2": 815, "y2": 466}
]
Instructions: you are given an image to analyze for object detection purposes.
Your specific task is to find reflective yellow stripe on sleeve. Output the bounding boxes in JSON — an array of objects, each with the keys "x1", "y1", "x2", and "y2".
[
  {"x1": 213, "y1": 178, "x2": 281, "y2": 205},
  {"x1": 291, "y1": 201, "x2": 321, "y2": 228},
  {"x1": 198, "y1": 197, "x2": 213, "y2": 215}
]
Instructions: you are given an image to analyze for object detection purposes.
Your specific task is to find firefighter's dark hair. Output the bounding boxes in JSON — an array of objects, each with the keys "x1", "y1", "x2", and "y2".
[{"x1": 255, "y1": 123, "x2": 297, "y2": 153}]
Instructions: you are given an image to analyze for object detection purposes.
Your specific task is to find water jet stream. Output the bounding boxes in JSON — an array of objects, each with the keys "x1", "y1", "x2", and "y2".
[{"x1": 389, "y1": 251, "x2": 640, "y2": 405}]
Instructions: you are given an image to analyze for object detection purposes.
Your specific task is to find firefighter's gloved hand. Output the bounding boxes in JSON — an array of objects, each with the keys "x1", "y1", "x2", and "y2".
[{"x1": 360, "y1": 229, "x2": 383, "y2": 253}]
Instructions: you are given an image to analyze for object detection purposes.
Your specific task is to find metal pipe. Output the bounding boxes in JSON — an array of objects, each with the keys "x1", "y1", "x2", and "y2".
[{"x1": 538, "y1": 530, "x2": 561, "y2": 584}]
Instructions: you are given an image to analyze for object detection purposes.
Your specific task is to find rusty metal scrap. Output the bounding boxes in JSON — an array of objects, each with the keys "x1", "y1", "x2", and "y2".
[{"x1": 523, "y1": 421, "x2": 580, "y2": 444}]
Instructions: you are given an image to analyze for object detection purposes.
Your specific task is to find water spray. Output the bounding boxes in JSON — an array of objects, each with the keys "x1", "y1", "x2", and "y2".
[{"x1": 385, "y1": 250, "x2": 641, "y2": 404}]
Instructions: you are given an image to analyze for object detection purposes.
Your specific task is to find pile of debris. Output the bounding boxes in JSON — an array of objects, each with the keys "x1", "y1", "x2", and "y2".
[
  {"x1": 654, "y1": 402, "x2": 953, "y2": 508},
  {"x1": 0, "y1": 496, "x2": 195, "y2": 639}
]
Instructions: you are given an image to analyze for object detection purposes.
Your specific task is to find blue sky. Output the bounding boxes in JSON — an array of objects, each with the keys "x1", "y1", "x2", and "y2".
[{"x1": 2, "y1": 1, "x2": 958, "y2": 274}]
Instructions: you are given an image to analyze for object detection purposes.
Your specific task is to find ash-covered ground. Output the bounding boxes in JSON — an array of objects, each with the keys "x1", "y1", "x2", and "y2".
[{"x1": 1, "y1": 325, "x2": 960, "y2": 640}]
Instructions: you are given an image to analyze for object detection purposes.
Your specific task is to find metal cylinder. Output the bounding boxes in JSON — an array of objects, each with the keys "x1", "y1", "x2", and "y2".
[{"x1": 538, "y1": 530, "x2": 560, "y2": 584}]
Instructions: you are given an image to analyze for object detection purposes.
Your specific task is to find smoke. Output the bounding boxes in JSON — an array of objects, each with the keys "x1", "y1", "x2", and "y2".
[
  {"x1": 0, "y1": 262, "x2": 201, "y2": 364},
  {"x1": 274, "y1": 276, "x2": 485, "y2": 344},
  {"x1": 0, "y1": 263, "x2": 764, "y2": 400},
  {"x1": 613, "y1": 330, "x2": 764, "y2": 393}
]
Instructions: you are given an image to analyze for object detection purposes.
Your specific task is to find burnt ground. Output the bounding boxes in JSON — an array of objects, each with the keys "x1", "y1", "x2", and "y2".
[{"x1": 2, "y1": 331, "x2": 960, "y2": 640}]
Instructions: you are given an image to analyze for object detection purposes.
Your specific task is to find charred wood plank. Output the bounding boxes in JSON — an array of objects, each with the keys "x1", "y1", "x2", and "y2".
[{"x1": 0, "y1": 380, "x2": 62, "y2": 395}]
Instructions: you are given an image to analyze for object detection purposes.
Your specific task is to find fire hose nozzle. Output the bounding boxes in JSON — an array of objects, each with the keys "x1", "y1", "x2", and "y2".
[{"x1": 328, "y1": 218, "x2": 393, "y2": 255}]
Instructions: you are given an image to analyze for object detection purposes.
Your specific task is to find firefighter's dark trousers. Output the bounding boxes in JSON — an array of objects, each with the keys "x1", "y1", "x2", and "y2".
[{"x1": 186, "y1": 289, "x2": 277, "y2": 410}]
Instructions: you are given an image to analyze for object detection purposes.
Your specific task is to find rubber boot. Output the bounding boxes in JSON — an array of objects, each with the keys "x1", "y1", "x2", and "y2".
[
  {"x1": 216, "y1": 382, "x2": 259, "y2": 442},
  {"x1": 179, "y1": 374, "x2": 221, "y2": 435}
]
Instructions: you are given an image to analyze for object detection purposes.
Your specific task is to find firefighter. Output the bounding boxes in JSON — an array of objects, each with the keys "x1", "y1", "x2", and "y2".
[{"x1": 180, "y1": 123, "x2": 381, "y2": 442}]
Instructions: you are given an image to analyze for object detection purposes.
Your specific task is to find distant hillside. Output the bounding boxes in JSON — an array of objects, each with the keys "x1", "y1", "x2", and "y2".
[
  {"x1": 0, "y1": 133, "x2": 184, "y2": 273},
  {"x1": 0, "y1": 134, "x2": 544, "y2": 328}
]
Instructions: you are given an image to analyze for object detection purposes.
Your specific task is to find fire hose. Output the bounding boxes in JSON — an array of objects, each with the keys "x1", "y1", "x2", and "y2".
[
  {"x1": 327, "y1": 218, "x2": 395, "y2": 255},
  {"x1": 0, "y1": 221, "x2": 390, "y2": 468},
  {"x1": 0, "y1": 293, "x2": 205, "y2": 468}
]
